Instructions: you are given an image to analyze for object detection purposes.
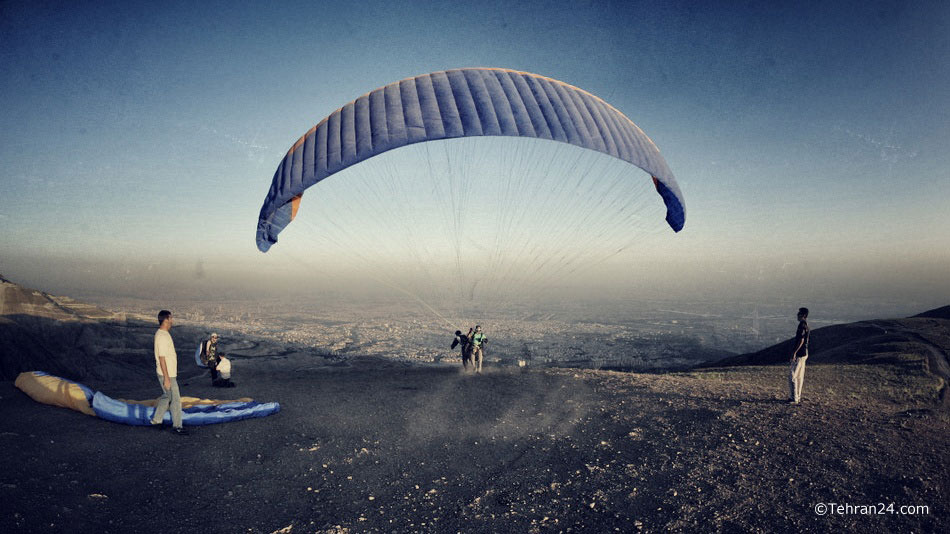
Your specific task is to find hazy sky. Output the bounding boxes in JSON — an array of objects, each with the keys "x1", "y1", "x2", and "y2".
[{"x1": 1, "y1": 0, "x2": 948, "y2": 309}]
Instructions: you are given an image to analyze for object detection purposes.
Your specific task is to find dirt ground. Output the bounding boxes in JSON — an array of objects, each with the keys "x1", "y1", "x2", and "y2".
[{"x1": 0, "y1": 355, "x2": 946, "y2": 533}]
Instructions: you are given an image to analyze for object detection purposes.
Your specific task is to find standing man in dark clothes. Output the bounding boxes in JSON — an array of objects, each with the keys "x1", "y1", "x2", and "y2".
[
  {"x1": 452, "y1": 328, "x2": 473, "y2": 370},
  {"x1": 789, "y1": 307, "x2": 810, "y2": 404}
]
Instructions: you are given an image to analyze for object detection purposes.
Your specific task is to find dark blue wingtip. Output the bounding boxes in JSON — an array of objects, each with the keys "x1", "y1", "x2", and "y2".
[
  {"x1": 652, "y1": 177, "x2": 686, "y2": 232},
  {"x1": 652, "y1": 176, "x2": 686, "y2": 232},
  {"x1": 256, "y1": 222, "x2": 274, "y2": 253},
  {"x1": 667, "y1": 208, "x2": 685, "y2": 233},
  {"x1": 256, "y1": 200, "x2": 297, "y2": 252}
]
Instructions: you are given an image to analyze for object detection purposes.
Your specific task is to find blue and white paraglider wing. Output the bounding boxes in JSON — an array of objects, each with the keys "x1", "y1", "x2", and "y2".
[{"x1": 256, "y1": 68, "x2": 685, "y2": 252}]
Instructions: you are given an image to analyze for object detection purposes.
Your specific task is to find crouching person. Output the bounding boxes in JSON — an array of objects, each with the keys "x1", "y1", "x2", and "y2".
[{"x1": 201, "y1": 333, "x2": 235, "y2": 388}]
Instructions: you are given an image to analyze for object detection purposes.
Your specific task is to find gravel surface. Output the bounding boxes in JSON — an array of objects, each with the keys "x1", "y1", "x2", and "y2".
[{"x1": 1, "y1": 356, "x2": 946, "y2": 533}]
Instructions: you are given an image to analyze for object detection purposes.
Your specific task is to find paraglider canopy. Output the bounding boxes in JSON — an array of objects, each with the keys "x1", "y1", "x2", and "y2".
[{"x1": 256, "y1": 68, "x2": 685, "y2": 253}]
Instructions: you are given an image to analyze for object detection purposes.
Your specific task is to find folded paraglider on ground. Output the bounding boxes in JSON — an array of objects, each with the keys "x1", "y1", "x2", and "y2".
[{"x1": 14, "y1": 371, "x2": 279, "y2": 426}]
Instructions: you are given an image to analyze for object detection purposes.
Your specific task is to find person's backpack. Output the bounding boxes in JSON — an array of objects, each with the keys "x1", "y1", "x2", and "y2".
[{"x1": 194, "y1": 343, "x2": 206, "y2": 367}]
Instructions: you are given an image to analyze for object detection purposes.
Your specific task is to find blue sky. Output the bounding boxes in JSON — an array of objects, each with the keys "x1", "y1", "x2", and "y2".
[{"x1": 1, "y1": 0, "x2": 948, "y2": 308}]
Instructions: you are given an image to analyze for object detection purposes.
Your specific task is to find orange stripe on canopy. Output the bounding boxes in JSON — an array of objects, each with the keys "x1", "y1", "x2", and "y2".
[{"x1": 290, "y1": 194, "x2": 302, "y2": 221}]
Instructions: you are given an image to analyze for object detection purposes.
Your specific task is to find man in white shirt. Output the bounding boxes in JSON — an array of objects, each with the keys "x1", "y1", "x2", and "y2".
[{"x1": 150, "y1": 310, "x2": 186, "y2": 434}]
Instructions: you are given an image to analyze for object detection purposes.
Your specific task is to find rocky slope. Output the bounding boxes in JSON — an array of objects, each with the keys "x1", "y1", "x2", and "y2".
[
  {"x1": 1, "y1": 275, "x2": 211, "y2": 381},
  {"x1": 698, "y1": 306, "x2": 950, "y2": 407}
]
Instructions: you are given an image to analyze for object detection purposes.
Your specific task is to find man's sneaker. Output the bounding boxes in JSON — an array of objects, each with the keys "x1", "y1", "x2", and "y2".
[{"x1": 173, "y1": 427, "x2": 189, "y2": 435}]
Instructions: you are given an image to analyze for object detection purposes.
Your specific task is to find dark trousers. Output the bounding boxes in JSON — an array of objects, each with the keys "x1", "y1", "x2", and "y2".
[{"x1": 461, "y1": 345, "x2": 472, "y2": 369}]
